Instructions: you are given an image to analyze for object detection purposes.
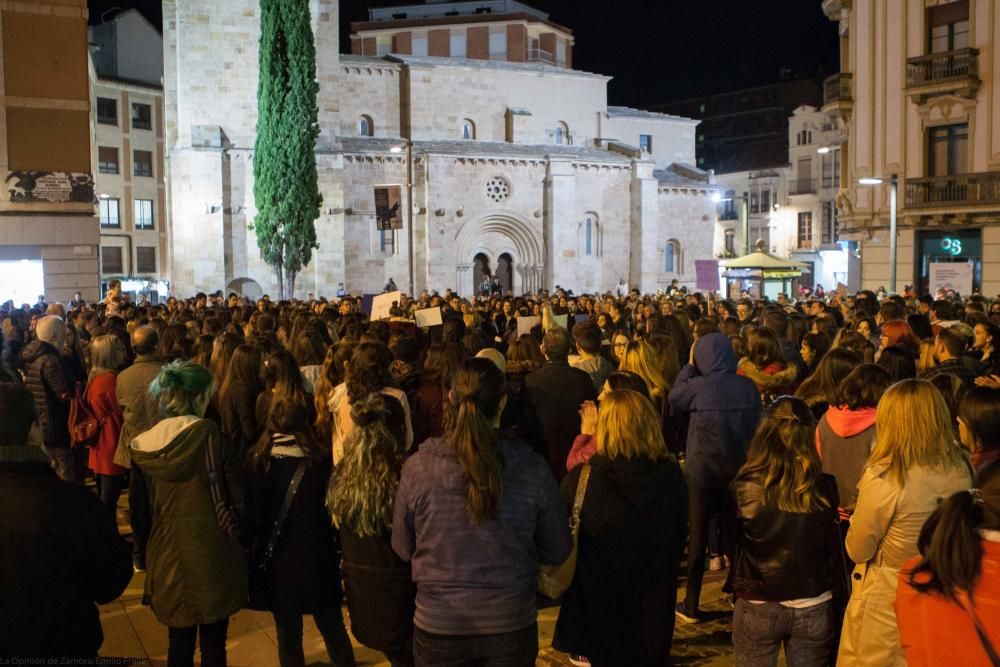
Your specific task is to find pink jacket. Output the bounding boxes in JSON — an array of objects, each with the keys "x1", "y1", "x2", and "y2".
[{"x1": 566, "y1": 434, "x2": 596, "y2": 472}]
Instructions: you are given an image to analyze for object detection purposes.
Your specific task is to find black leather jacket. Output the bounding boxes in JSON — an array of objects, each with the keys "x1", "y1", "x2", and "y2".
[{"x1": 729, "y1": 471, "x2": 841, "y2": 601}]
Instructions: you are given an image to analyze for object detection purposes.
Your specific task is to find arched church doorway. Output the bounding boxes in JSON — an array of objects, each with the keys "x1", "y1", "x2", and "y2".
[
  {"x1": 496, "y1": 253, "x2": 513, "y2": 294},
  {"x1": 473, "y1": 253, "x2": 492, "y2": 295},
  {"x1": 226, "y1": 277, "x2": 263, "y2": 301},
  {"x1": 455, "y1": 212, "x2": 544, "y2": 296}
]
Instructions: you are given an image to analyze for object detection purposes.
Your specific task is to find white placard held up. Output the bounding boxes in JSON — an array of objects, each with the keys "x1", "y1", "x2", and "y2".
[
  {"x1": 516, "y1": 315, "x2": 541, "y2": 338},
  {"x1": 370, "y1": 291, "x2": 401, "y2": 320},
  {"x1": 414, "y1": 307, "x2": 443, "y2": 328},
  {"x1": 929, "y1": 262, "x2": 974, "y2": 296}
]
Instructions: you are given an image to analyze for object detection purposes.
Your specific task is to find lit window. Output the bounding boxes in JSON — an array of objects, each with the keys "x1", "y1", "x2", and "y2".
[
  {"x1": 99, "y1": 199, "x2": 121, "y2": 228},
  {"x1": 134, "y1": 199, "x2": 154, "y2": 230}
]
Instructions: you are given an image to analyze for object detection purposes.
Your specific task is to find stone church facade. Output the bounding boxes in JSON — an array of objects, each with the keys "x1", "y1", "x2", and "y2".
[{"x1": 163, "y1": 0, "x2": 720, "y2": 298}]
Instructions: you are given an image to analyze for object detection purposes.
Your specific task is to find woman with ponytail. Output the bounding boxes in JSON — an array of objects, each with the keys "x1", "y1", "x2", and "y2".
[
  {"x1": 896, "y1": 468, "x2": 1000, "y2": 665},
  {"x1": 728, "y1": 396, "x2": 842, "y2": 666},
  {"x1": 328, "y1": 395, "x2": 414, "y2": 665},
  {"x1": 392, "y1": 357, "x2": 572, "y2": 665}
]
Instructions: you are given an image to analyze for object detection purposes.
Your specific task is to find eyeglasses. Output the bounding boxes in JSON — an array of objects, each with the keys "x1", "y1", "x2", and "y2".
[{"x1": 614, "y1": 342, "x2": 628, "y2": 349}]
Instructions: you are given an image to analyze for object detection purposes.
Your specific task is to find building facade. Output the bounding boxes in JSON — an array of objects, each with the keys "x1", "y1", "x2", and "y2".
[
  {"x1": 714, "y1": 105, "x2": 858, "y2": 293},
  {"x1": 163, "y1": 0, "x2": 720, "y2": 299},
  {"x1": 0, "y1": 0, "x2": 98, "y2": 305},
  {"x1": 824, "y1": 0, "x2": 1000, "y2": 296},
  {"x1": 89, "y1": 9, "x2": 168, "y2": 301},
  {"x1": 651, "y1": 77, "x2": 822, "y2": 174}
]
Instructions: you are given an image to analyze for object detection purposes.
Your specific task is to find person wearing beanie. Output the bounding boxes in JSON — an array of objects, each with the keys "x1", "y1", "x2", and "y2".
[
  {"x1": 22, "y1": 315, "x2": 80, "y2": 481},
  {"x1": 0, "y1": 383, "x2": 132, "y2": 659}
]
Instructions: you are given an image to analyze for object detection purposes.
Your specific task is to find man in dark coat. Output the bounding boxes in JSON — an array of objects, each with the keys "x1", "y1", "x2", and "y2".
[
  {"x1": 22, "y1": 315, "x2": 81, "y2": 481},
  {"x1": 669, "y1": 332, "x2": 760, "y2": 623},
  {"x1": 521, "y1": 327, "x2": 597, "y2": 481},
  {"x1": 0, "y1": 383, "x2": 133, "y2": 659}
]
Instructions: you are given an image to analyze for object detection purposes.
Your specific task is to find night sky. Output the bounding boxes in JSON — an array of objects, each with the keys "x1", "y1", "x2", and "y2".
[{"x1": 87, "y1": 0, "x2": 840, "y2": 107}]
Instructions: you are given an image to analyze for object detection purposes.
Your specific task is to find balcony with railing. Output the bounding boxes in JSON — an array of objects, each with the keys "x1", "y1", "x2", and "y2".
[
  {"x1": 788, "y1": 179, "x2": 817, "y2": 196},
  {"x1": 822, "y1": 73, "x2": 853, "y2": 113},
  {"x1": 906, "y1": 48, "x2": 980, "y2": 102},
  {"x1": 904, "y1": 171, "x2": 1000, "y2": 209},
  {"x1": 526, "y1": 47, "x2": 556, "y2": 66}
]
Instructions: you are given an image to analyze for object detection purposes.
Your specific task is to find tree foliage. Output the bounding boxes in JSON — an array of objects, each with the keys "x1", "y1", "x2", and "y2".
[{"x1": 253, "y1": 0, "x2": 321, "y2": 298}]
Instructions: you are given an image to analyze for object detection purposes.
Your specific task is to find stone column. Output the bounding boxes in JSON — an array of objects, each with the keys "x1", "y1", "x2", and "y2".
[
  {"x1": 544, "y1": 158, "x2": 576, "y2": 290},
  {"x1": 630, "y1": 159, "x2": 659, "y2": 294}
]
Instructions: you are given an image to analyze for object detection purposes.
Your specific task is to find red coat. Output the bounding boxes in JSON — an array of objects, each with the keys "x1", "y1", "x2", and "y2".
[
  {"x1": 896, "y1": 540, "x2": 1000, "y2": 666},
  {"x1": 86, "y1": 372, "x2": 125, "y2": 476}
]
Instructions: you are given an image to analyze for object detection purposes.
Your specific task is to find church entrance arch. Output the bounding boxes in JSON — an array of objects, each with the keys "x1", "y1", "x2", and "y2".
[
  {"x1": 473, "y1": 253, "x2": 492, "y2": 295},
  {"x1": 226, "y1": 277, "x2": 263, "y2": 301},
  {"x1": 455, "y1": 211, "x2": 543, "y2": 296}
]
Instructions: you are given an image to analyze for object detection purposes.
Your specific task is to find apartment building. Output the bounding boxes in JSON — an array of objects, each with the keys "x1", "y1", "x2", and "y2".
[{"x1": 823, "y1": 0, "x2": 999, "y2": 295}]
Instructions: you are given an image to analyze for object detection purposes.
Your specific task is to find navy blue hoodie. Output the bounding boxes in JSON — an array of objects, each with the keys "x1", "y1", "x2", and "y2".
[{"x1": 668, "y1": 333, "x2": 761, "y2": 488}]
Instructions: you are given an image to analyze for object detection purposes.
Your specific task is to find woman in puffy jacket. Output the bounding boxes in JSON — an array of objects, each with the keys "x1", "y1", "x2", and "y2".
[{"x1": 730, "y1": 396, "x2": 843, "y2": 666}]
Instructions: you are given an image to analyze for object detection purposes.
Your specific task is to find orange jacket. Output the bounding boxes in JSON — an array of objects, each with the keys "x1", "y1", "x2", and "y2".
[{"x1": 896, "y1": 540, "x2": 1000, "y2": 666}]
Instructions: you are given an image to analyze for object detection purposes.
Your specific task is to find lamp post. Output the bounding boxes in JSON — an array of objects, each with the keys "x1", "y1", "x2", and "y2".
[{"x1": 858, "y1": 175, "x2": 898, "y2": 294}]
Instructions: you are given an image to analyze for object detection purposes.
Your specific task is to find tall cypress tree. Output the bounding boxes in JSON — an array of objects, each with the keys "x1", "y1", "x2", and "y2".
[{"x1": 253, "y1": 0, "x2": 321, "y2": 299}]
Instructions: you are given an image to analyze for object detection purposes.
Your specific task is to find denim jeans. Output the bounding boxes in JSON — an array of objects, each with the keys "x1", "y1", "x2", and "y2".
[
  {"x1": 413, "y1": 623, "x2": 537, "y2": 667},
  {"x1": 273, "y1": 606, "x2": 356, "y2": 667},
  {"x1": 732, "y1": 599, "x2": 835, "y2": 667},
  {"x1": 167, "y1": 617, "x2": 229, "y2": 667}
]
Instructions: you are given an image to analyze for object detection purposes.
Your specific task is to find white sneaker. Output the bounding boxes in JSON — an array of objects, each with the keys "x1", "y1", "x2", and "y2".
[
  {"x1": 708, "y1": 555, "x2": 724, "y2": 571},
  {"x1": 568, "y1": 656, "x2": 591, "y2": 667}
]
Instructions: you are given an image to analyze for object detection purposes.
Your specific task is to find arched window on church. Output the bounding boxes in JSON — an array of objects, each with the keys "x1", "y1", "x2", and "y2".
[
  {"x1": 665, "y1": 239, "x2": 681, "y2": 273},
  {"x1": 462, "y1": 119, "x2": 476, "y2": 140},
  {"x1": 580, "y1": 212, "x2": 600, "y2": 257},
  {"x1": 555, "y1": 121, "x2": 569, "y2": 145},
  {"x1": 359, "y1": 115, "x2": 374, "y2": 137}
]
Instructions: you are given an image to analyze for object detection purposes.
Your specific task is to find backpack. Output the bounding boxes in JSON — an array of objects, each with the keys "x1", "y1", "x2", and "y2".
[{"x1": 68, "y1": 382, "x2": 103, "y2": 448}]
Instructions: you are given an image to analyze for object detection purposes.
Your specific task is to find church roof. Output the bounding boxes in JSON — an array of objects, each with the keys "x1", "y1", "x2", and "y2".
[
  {"x1": 654, "y1": 163, "x2": 717, "y2": 189},
  {"x1": 337, "y1": 136, "x2": 632, "y2": 164},
  {"x1": 384, "y1": 54, "x2": 610, "y2": 80},
  {"x1": 606, "y1": 106, "x2": 697, "y2": 124}
]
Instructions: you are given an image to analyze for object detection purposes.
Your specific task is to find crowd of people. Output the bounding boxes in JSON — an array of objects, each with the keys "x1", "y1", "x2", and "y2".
[{"x1": 2, "y1": 278, "x2": 1000, "y2": 666}]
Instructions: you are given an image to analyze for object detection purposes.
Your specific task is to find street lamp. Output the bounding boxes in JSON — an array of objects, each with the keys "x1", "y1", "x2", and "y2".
[{"x1": 857, "y1": 175, "x2": 898, "y2": 294}]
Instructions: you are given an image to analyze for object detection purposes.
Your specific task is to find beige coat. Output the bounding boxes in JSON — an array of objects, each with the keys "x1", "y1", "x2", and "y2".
[{"x1": 837, "y1": 461, "x2": 972, "y2": 666}]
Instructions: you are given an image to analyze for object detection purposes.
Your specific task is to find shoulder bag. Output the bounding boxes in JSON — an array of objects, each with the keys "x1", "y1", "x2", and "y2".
[
  {"x1": 538, "y1": 464, "x2": 591, "y2": 600},
  {"x1": 248, "y1": 459, "x2": 307, "y2": 611}
]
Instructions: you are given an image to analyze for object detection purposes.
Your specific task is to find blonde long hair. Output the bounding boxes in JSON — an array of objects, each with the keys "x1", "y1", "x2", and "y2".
[
  {"x1": 619, "y1": 340, "x2": 670, "y2": 400},
  {"x1": 596, "y1": 390, "x2": 670, "y2": 461},
  {"x1": 869, "y1": 379, "x2": 967, "y2": 487},
  {"x1": 741, "y1": 397, "x2": 828, "y2": 512}
]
